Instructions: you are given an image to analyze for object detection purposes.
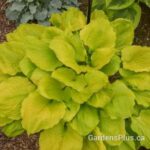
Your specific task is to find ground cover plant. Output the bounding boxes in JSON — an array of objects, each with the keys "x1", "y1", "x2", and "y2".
[
  {"x1": 0, "y1": 7, "x2": 150, "y2": 150},
  {"x1": 5, "y1": 0, "x2": 79, "y2": 25}
]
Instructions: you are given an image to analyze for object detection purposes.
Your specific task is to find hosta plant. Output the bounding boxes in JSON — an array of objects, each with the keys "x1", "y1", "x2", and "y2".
[
  {"x1": 0, "y1": 7, "x2": 150, "y2": 150},
  {"x1": 6, "y1": 0, "x2": 79, "y2": 25},
  {"x1": 92, "y1": 0, "x2": 141, "y2": 28},
  {"x1": 140, "y1": 0, "x2": 150, "y2": 7}
]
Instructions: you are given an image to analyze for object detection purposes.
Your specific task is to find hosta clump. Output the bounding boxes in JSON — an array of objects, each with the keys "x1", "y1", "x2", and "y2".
[
  {"x1": 6, "y1": 0, "x2": 79, "y2": 25},
  {"x1": 92, "y1": 0, "x2": 142, "y2": 28},
  {"x1": 0, "y1": 7, "x2": 150, "y2": 150},
  {"x1": 140, "y1": 0, "x2": 150, "y2": 7}
]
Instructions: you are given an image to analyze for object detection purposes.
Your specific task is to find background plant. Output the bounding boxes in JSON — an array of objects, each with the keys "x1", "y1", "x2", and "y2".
[
  {"x1": 139, "y1": 0, "x2": 150, "y2": 7},
  {"x1": 0, "y1": 7, "x2": 150, "y2": 150},
  {"x1": 6, "y1": 0, "x2": 79, "y2": 25},
  {"x1": 92, "y1": 0, "x2": 145, "y2": 28}
]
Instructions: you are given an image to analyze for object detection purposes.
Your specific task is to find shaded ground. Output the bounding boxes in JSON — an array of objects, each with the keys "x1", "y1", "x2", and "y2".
[
  {"x1": 0, "y1": 0, "x2": 150, "y2": 150},
  {"x1": 0, "y1": 0, "x2": 16, "y2": 42},
  {"x1": 134, "y1": 3, "x2": 150, "y2": 46}
]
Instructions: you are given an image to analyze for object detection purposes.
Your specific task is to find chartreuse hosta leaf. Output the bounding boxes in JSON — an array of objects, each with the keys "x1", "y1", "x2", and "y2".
[
  {"x1": 70, "y1": 104, "x2": 99, "y2": 136},
  {"x1": 106, "y1": 140, "x2": 136, "y2": 150},
  {"x1": 63, "y1": 95, "x2": 80, "y2": 122},
  {"x1": 30, "y1": 68, "x2": 50, "y2": 85},
  {"x1": 0, "y1": 116, "x2": 12, "y2": 127},
  {"x1": 99, "y1": 111, "x2": 126, "y2": 146},
  {"x1": 91, "y1": 9, "x2": 108, "y2": 21},
  {"x1": 40, "y1": 122, "x2": 83, "y2": 150},
  {"x1": 101, "y1": 55, "x2": 121, "y2": 76},
  {"x1": 24, "y1": 37, "x2": 62, "y2": 72},
  {"x1": 19, "y1": 57, "x2": 36, "y2": 77},
  {"x1": 84, "y1": 127, "x2": 107, "y2": 150},
  {"x1": 21, "y1": 91, "x2": 66, "y2": 134},
  {"x1": 122, "y1": 46, "x2": 150, "y2": 72},
  {"x1": 105, "y1": 0, "x2": 135, "y2": 10},
  {"x1": 82, "y1": 137, "x2": 106, "y2": 150},
  {"x1": 91, "y1": 47, "x2": 115, "y2": 69},
  {"x1": 111, "y1": 19, "x2": 134, "y2": 50},
  {"x1": 65, "y1": 32, "x2": 87, "y2": 63},
  {"x1": 0, "y1": 74, "x2": 10, "y2": 83},
  {"x1": 0, "y1": 8, "x2": 150, "y2": 150},
  {"x1": 38, "y1": 76, "x2": 67, "y2": 101},
  {"x1": 80, "y1": 18, "x2": 116, "y2": 50},
  {"x1": 50, "y1": 7, "x2": 86, "y2": 32},
  {"x1": 52, "y1": 67, "x2": 87, "y2": 92},
  {"x1": 131, "y1": 110, "x2": 150, "y2": 149},
  {"x1": 0, "y1": 77, "x2": 35, "y2": 120},
  {"x1": 120, "y1": 69, "x2": 150, "y2": 91},
  {"x1": 41, "y1": 27, "x2": 63, "y2": 41},
  {"x1": 70, "y1": 70, "x2": 108, "y2": 104},
  {"x1": 134, "y1": 91, "x2": 150, "y2": 108},
  {"x1": 49, "y1": 37, "x2": 82, "y2": 73},
  {"x1": 6, "y1": 24, "x2": 47, "y2": 42},
  {"x1": 0, "y1": 42, "x2": 24, "y2": 75},
  {"x1": 1, "y1": 120, "x2": 24, "y2": 137},
  {"x1": 87, "y1": 88, "x2": 112, "y2": 108},
  {"x1": 104, "y1": 80, "x2": 135, "y2": 119}
]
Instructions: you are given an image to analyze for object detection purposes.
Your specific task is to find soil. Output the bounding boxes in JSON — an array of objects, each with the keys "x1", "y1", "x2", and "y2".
[
  {"x1": 0, "y1": 133, "x2": 39, "y2": 150},
  {"x1": 0, "y1": 0, "x2": 150, "y2": 150},
  {"x1": 134, "y1": 3, "x2": 150, "y2": 46},
  {"x1": 0, "y1": 0, "x2": 16, "y2": 43}
]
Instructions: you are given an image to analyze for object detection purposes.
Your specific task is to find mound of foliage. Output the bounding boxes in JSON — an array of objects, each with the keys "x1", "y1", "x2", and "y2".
[
  {"x1": 0, "y1": 7, "x2": 150, "y2": 150},
  {"x1": 92, "y1": 0, "x2": 142, "y2": 28},
  {"x1": 6, "y1": 0, "x2": 79, "y2": 25}
]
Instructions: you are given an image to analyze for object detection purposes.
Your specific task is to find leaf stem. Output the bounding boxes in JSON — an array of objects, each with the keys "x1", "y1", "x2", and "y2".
[{"x1": 87, "y1": 0, "x2": 93, "y2": 24}]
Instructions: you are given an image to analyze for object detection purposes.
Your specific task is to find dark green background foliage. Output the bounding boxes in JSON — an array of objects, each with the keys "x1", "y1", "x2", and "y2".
[{"x1": 6, "y1": 0, "x2": 79, "y2": 25}]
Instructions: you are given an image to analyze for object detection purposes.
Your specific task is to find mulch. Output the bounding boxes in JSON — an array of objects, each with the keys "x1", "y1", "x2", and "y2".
[
  {"x1": 0, "y1": 133, "x2": 39, "y2": 150},
  {"x1": 0, "y1": 0, "x2": 150, "y2": 150},
  {"x1": 0, "y1": 0, "x2": 16, "y2": 43}
]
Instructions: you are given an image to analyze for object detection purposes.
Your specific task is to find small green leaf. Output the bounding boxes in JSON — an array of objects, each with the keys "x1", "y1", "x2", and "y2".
[
  {"x1": 106, "y1": 3, "x2": 141, "y2": 28},
  {"x1": 101, "y1": 55, "x2": 121, "y2": 76},
  {"x1": 112, "y1": 19, "x2": 134, "y2": 50},
  {"x1": 0, "y1": 116, "x2": 12, "y2": 127},
  {"x1": 2, "y1": 120, "x2": 24, "y2": 137},
  {"x1": 106, "y1": 0, "x2": 135, "y2": 10}
]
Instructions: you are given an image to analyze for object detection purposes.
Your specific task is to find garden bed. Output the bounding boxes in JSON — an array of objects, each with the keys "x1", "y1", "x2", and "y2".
[{"x1": 0, "y1": 0, "x2": 150, "y2": 150}]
